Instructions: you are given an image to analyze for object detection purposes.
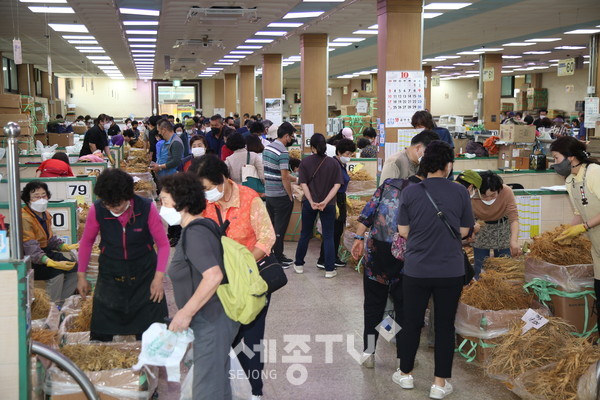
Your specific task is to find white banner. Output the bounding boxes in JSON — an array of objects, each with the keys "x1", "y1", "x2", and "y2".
[{"x1": 264, "y1": 98, "x2": 282, "y2": 126}]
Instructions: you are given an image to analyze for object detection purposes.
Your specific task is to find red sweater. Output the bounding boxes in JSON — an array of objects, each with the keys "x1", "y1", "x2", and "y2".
[{"x1": 37, "y1": 159, "x2": 74, "y2": 177}]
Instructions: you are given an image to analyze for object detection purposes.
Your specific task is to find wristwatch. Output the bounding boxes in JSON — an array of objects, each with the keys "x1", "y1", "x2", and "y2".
[{"x1": 353, "y1": 234, "x2": 365, "y2": 241}]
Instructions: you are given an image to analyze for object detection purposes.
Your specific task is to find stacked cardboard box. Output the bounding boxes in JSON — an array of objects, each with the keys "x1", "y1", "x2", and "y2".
[
  {"x1": 499, "y1": 124, "x2": 536, "y2": 143},
  {"x1": 497, "y1": 144, "x2": 533, "y2": 169},
  {"x1": 526, "y1": 88, "x2": 548, "y2": 110},
  {"x1": 501, "y1": 102, "x2": 514, "y2": 112},
  {"x1": 0, "y1": 94, "x2": 35, "y2": 151},
  {"x1": 515, "y1": 92, "x2": 528, "y2": 110}
]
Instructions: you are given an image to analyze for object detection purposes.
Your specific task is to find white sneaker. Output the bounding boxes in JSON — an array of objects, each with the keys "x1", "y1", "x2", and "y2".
[
  {"x1": 251, "y1": 396, "x2": 262, "y2": 400},
  {"x1": 325, "y1": 270, "x2": 337, "y2": 278},
  {"x1": 392, "y1": 370, "x2": 414, "y2": 389},
  {"x1": 429, "y1": 382, "x2": 453, "y2": 399},
  {"x1": 293, "y1": 264, "x2": 304, "y2": 274},
  {"x1": 361, "y1": 353, "x2": 375, "y2": 368}
]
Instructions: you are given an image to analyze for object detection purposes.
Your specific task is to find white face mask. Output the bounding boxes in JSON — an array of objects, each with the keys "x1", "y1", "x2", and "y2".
[
  {"x1": 110, "y1": 202, "x2": 130, "y2": 218},
  {"x1": 191, "y1": 147, "x2": 206, "y2": 157},
  {"x1": 126, "y1": 123, "x2": 132, "y2": 129},
  {"x1": 30, "y1": 198, "x2": 48, "y2": 213},
  {"x1": 159, "y1": 205, "x2": 182, "y2": 226},
  {"x1": 340, "y1": 156, "x2": 351, "y2": 164},
  {"x1": 205, "y1": 185, "x2": 224, "y2": 202},
  {"x1": 104, "y1": 122, "x2": 111, "y2": 130},
  {"x1": 418, "y1": 156, "x2": 423, "y2": 163},
  {"x1": 175, "y1": 130, "x2": 183, "y2": 136},
  {"x1": 481, "y1": 198, "x2": 497, "y2": 206},
  {"x1": 186, "y1": 129, "x2": 194, "y2": 134}
]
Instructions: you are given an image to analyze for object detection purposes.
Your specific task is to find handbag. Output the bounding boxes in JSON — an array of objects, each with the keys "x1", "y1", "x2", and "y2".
[
  {"x1": 529, "y1": 139, "x2": 547, "y2": 171},
  {"x1": 215, "y1": 209, "x2": 287, "y2": 293},
  {"x1": 242, "y1": 151, "x2": 265, "y2": 193},
  {"x1": 421, "y1": 186, "x2": 475, "y2": 285}
]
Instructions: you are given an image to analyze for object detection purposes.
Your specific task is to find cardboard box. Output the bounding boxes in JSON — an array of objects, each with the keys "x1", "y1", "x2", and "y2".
[
  {"x1": 285, "y1": 200, "x2": 302, "y2": 242},
  {"x1": 0, "y1": 94, "x2": 22, "y2": 109},
  {"x1": 0, "y1": 113, "x2": 32, "y2": 127},
  {"x1": 0, "y1": 106, "x2": 22, "y2": 114},
  {"x1": 34, "y1": 134, "x2": 48, "y2": 146},
  {"x1": 48, "y1": 133, "x2": 74, "y2": 147},
  {"x1": 340, "y1": 105, "x2": 357, "y2": 115},
  {"x1": 35, "y1": 121, "x2": 47, "y2": 133},
  {"x1": 548, "y1": 289, "x2": 597, "y2": 335},
  {"x1": 497, "y1": 144, "x2": 533, "y2": 169},
  {"x1": 514, "y1": 156, "x2": 530, "y2": 170},
  {"x1": 499, "y1": 124, "x2": 536, "y2": 143},
  {"x1": 456, "y1": 334, "x2": 498, "y2": 364},
  {"x1": 72, "y1": 125, "x2": 87, "y2": 134}
]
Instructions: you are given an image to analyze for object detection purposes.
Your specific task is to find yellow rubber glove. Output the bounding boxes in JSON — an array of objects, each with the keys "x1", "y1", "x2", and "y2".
[
  {"x1": 108, "y1": 156, "x2": 116, "y2": 166},
  {"x1": 61, "y1": 243, "x2": 79, "y2": 251},
  {"x1": 46, "y1": 259, "x2": 76, "y2": 271},
  {"x1": 554, "y1": 224, "x2": 587, "y2": 245}
]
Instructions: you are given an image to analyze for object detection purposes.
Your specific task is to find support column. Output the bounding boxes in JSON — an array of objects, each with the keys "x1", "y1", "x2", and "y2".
[
  {"x1": 17, "y1": 64, "x2": 34, "y2": 96},
  {"x1": 482, "y1": 53, "x2": 503, "y2": 131},
  {"x1": 262, "y1": 54, "x2": 283, "y2": 123},
  {"x1": 41, "y1": 71, "x2": 53, "y2": 100},
  {"x1": 371, "y1": 73, "x2": 378, "y2": 96},
  {"x1": 532, "y1": 73, "x2": 543, "y2": 89},
  {"x1": 377, "y1": 0, "x2": 423, "y2": 160},
  {"x1": 224, "y1": 73, "x2": 238, "y2": 117},
  {"x1": 300, "y1": 33, "x2": 329, "y2": 136},
  {"x1": 423, "y1": 65, "x2": 432, "y2": 112},
  {"x1": 0, "y1": 52, "x2": 4, "y2": 93},
  {"x1": 587, "y1": 33, "x2": 600, "y2": 137},
  {"x1": 214, "y1": 79, "x2": 225, "y2": 113},
  {"x1": 239, "y1": 65, "x2": 256, "y2": 116}
]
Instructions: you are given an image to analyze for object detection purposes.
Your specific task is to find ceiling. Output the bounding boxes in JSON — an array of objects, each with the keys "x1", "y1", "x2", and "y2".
[{"x1": 0, "y1": 0, "x2": 599, "y2": 83}]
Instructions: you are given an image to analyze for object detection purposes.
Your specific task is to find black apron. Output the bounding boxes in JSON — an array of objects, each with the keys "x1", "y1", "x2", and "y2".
[
  {"x1": 91, "y1": 251, "x2": 167, "y2": 335},
  {"x1": 33, "y1": 249, "x2": 77, "y2": 280}
]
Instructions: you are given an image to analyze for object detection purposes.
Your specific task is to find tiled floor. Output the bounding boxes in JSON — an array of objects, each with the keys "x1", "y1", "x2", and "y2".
[{"x1": 161, "y1": 240, "x2": 519, "y2": 400}]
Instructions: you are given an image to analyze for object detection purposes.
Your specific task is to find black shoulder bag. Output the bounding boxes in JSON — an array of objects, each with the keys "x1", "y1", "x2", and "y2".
[{"x1": 421, "y1": 185, "x2": 475, "y2": 285}]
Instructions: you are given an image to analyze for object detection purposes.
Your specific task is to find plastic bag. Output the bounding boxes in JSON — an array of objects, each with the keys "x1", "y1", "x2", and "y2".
[
  {"x1": 524, "y1": 257, "x2": 594, "y2": 293},
  {"x1": 577, "y1": 361, "x2": 599, "y2": 400},
  {"x1": 133, "y1": 323, "x2": 194, "y2": 382},
  {"x1": 179, "y1": 352, "x2": 252, "y2": 400},
  {"x1": 346, "y1": 180, "x2": 378, "y2": 197},
  {"x1": 31, "y1": 302, "x2": 60, "y2": 331}
]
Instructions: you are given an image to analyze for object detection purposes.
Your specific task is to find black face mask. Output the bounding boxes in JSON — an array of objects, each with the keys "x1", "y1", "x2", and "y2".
[
  {"x1": 211, "y1": 127, "x2": 220, "y2": 135},
  {"x1": 285, "y1": 136, "x2": 296, "y2": 147}
]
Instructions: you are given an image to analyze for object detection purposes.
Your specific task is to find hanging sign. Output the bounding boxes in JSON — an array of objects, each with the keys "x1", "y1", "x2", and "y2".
[
  {"x1": 557, "y1": 58, "x2": 575, "y2": 76},
  {"x1": 482, "y1": 67, "x2": 495, "y2": 82},
  {"x1": 13, "y1": 39, "x2": 22, "y2": 65},
  {"x1": 264, "y1": 98, "x2": 283, "y2": 126}
]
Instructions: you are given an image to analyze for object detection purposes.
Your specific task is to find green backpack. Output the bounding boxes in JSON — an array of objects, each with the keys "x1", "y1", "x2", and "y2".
[{"x1": 182, "y1": 218, "x2": 268, "y2": 325}]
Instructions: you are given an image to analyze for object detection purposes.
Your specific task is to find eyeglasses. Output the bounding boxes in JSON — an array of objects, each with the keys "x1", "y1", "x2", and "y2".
[{"x1": 30, "y1": 193, "x2": 48, "y2": 201}]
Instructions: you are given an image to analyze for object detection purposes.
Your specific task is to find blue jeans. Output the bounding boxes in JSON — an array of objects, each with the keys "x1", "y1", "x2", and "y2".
[
  {"x1": 473, "y1": 247, "x2": 511, "y2": 279},
  {"x1": 295, "y1": 201, "x2": 336, "y2": 271}
]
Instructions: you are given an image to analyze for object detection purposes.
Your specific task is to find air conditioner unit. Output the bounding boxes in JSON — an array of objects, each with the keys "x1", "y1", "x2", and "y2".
[
  {"x1": 173, "y1": 39, "x2": 223, "y2": 49},
  {"x1": 187, "y1": 6, "x2": 257, "y2": 22}
]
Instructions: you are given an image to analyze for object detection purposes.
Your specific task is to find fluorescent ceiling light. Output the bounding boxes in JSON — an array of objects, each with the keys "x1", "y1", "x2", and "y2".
[
  {"x1": 465, "y1": 70, "x2": 479, "y2": 73},
  {"x1": 422, "y1": 58, "x2": 440, "y2": 61},
  {"x1": 437, "y1": 66, "x2": 456, "y2": 69},
  {"x1": 230, "y1": 50, "x2": 253, "y2": 54},
  {"x1": 502, "y1": 55, "x2": 522, "y2": 59},
  {"x1": 353, "y1": 30, "x2": 378, "y2": 35},
  {"x1": 206, "y1": 68, "x2": 223, "y2": 71},
  {"x1": 424, "y1": 2, "x2": 471, "y2": 10},
  {"x1": 78, "y1": 49, "x2": 106, "y2": 53},
  {"x1": 63, "y1": 35, "x2": 95, "y2": 40},
  {"x1": 438, "y1": 55, "x2": 460, "y2": 59},
  {"x1": 329, "y1": 42, "x2": 353, "y2": 47},
  {"x1": 268, "y1": 22, "x2": 303, "y2": 28},
  {"x1": 87, "y1": 56, "x2": 110, "y2": 60},
  {"x1": 501, "y1": 70, "x2": 514, "y2": 73},
  {"x1": 328, "y1": 48, "x2": 336, "y2": 52},
  {"x1": 119, "y1": 8, "x2": 160, "y2": 16},
  {"x1": 48, "y1": 23, "x2": 88, "y2": 33},
  {"x1": 584, "y1": 55, "x2": 590, "y2": 58},
  {"x1": 128, "y1": 38, "x2": 157, "y2": 42},
  {"x1": 526, "y1": 38, "x2": 560, "y2": 42},
  {"x1": 283, "y1": 11, "x2": 324, "y2": 19},
  {"x1": 255, "y1": 31, "x2": 288, "y2": 36},
  {"x1": 223, "y1": 55, "x2": 246, "y2": 58},
  {"x1": 523, "y1": 50, "x2": 551, "y2": 54},
  {"x1": 368, "y1": 24, "x2": 378, "y2": 29},
  {"x1": 75, "y1": 46, "x2": 102, "y2": 50},
  {"x1": 503, "y1": 65, "x2": 521, "y2": 68},
  {"x1": 98, "y1": 66, "x2": 119, "y2": 70},
  {"x1": 92, "y1": 60, "x2": 114, "y2": 65},
  {"x1": 333, "y1": 37, "x2": 365, "y2": 43},
  {"x1": 132, "y1": 49, "x2": 155, "y2": 53},
  {"x1": 282, "y1": 62, "x2": 293, "y2": 66},
  {"x1": 303, "y1": 0, "x2": 343, "y2": 2},
  {"x1": 457, "y1": 51, "x2": 483, "y2": 55},
  {"x1": 68, "y1": 40, "x2": 98, "y2": 44},
  {"x1": 286, "y1": 56, "x2": 301, "y2": 61},
  {"x1": 245, "y1": 39, "x2": 274, "y2": 43},
  {"x1": 20, "y1": 0, "x2": 66, "y2": 2},
  {"x1": 472, "y1": 47, "x2": 503, "y2": 52},
  {"x1": 124, "y1": 21, "x2": 159, "y2": 26},
  {"x1": 130, "y1": 44, "x2": 156, "y2": 48},
  {"x1": 219, "y1": 59, "x2": 239, "y2": 63},
  {"x1": 423, "y1": 13, "x2": 443, "y2": 18},
  {"x1": 215, "y1": 62, "x2": 234, "y2": 65},
  {"x1": 28, "y1": 6, "x2": 73, "y2": 13},
  {"x1": 565, "y1": 29, "x2": 600, "y2": 34},
  {"x1": 502, "y1": 42, "x2": 535, "y2": 46},
  {"x1": 237, "y1": 45, "x2": 262, "y2": 49},
  {"x1": 126, "y1": 30, "x2": 158, "y2": 35},
  {"x1": 555, "y1": 45, "x2": 586, "y2": 50},
  {"x1": 454, "y1": 62, "x2": 474, "y2": 66}
]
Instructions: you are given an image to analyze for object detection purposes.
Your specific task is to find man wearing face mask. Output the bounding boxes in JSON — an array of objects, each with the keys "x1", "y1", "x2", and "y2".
[
  {"x1": 79, "y1": 113, "x2": 115, "y2": 165},
  {"x1": 379, "y1": 130, "x2": 439, "y2": 182},
  {"x1": 147, "y1": 116, "x2": 160, "y2": 163},
  {"x1": 174, "y1": 123, "x2": 191, "y2": 158},
  {"x1": 470, "y1": 171, "x2": 520, "y2": 279},
  {"x1": 77, "y1": 169, "x2": 169, "y2": 341},
  {"x1": 263, "y1": 122, "x2": 297, "y2": 266},
  {"x1": 150, "y1": 119, "x2": 184, "y2": 178},
  {"x1": 22, "y1": 181, "x2": 79, "y2": 304},
  {"x1": 206, "y1": 114, "x2": 234, "y2": 157}
]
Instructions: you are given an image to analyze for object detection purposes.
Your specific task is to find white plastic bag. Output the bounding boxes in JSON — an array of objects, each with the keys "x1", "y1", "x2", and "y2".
[
  {"x1": 35, "y1": 141, "x2": 58, "y2": 156},
  {"x1": 133, "y1": 323, "x2": 194, "y2": 382}
]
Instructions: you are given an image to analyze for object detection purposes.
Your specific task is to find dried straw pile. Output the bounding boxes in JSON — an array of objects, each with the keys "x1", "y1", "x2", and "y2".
[
  {"x1": 529, "y1": 225, "x2": 593, "y2": 265},
  {"x1": 288, "y1": 148, "x2": 301, "y2": 160},
  {"x1": 349, "y1": 170, "x2": 373, "y2": 181},
  {"x1": 68, "y1": 297, "x2": 93, "y2": 332},
  {"x1": 461, "y1": 270, "x2": 532, "y2": 311},
  {"x1": 60, "y1": 344, "x2": 139, "y2": 371},
  {"x1": 483, "y1": 256, "x2": 525, "y2": 280},
  {"x1": 31, "y1": 288, "x2": 51, "y2": 320},
  {"x1": 31, "y1": 329, "x2": 58, "y2": 347}
]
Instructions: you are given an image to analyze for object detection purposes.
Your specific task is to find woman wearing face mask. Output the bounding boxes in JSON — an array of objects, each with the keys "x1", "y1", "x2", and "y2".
[
  {"x1": 470, "y1": 170, "x2": 520, "y2": 279},
  {"x1": 188, "y1": 155, "x2": 275, "y2": 400},
  {"x1": 294, "y1": 133, "x2": 344, "y2": 277},
  {"x1": 224, "y1": 133, "x2": 265, "y2": 188},
  {"x1": 317, "y1": 139, "x2": 356, "y2": 269},
  {"x1": 181, "y1": 135, "x2": 207, "y2": 172},
  {"x1": 77, "y1": 169, "x2": 169, "y2": 341},
  {"x1": 22, "y1": 181, "x2": 79, "y2": 304},
  {"x1": 174, "y1": 123, "x2": 191, "y2": 158},
  {"x1": 550, "y1": 136, "x2": 600, "y2": 334}
]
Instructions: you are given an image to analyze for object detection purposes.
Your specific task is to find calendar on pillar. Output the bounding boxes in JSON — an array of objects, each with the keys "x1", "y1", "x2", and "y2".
[{"x1": 385, "y1": 70, "x2": 425, "y2": 128}]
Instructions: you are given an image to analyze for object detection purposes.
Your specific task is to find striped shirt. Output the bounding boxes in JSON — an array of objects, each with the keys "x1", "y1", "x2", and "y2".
[{"x1": 263, "y1": 140, "x2": 289, "y2": 197}]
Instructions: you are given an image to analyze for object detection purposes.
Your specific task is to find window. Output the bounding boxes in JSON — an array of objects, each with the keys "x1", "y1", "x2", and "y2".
[
  {"x1": 3, "y1": 57, "x2": 18, "y2": 93},
  {"x1": 501, "y1": 75, "x2": 514, "y2": 98},
  {"x1": 35, "y1": 69, "x2": 42, "y2": 96}
]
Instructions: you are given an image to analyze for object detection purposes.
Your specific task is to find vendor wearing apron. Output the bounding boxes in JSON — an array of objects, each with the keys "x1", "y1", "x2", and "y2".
[
  {"x1": 77, "y1": 169, "x2": 169, "y2": 341},
  {"x1": 471, "y1": 171, "x2": 521, "y2": 279},
  {"x1": 551, "y1": 136, "x2": 600, "y2": 334}
]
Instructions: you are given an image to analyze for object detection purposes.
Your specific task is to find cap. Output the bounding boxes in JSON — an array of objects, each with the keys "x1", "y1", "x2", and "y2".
[
  {"x1": 458, "y1": 170, "x2": 482, "y2": 189},
  {"x1": 277, "y1": 121, "x2": 297, "y2": 136},
  {"x1": 342, "y1": 127, "x2": 354, "y2": 140},
  {"x1": 184, "y1": 118, "x2": 195, "y2": 128},
  {"x1": 267, "y1": 124, "x2": 279, "y2": 139},
  {"x1": 553, "y1": 117, "x2": 564, "y2": 123}
]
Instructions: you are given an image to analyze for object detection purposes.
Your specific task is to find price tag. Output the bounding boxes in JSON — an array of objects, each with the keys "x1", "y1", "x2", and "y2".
[
  {"x1": 347, "y1": 162, "x2": 364, "y2": 173},
  {"x1": 65, "y1": 182, "x2": 91, "y2": 202},
  {"x1": 74, "y1": 195, "x2": 86, "y2": 206},
  {"x1": 521, "y1": 308, "x2": 548, "y2": 334},
  {"x1": 49, "y1": 208, "x2": 70, "y2": 232},
  {"x1": 84, "y1": 166, "x2": 102, "y2": 174}
]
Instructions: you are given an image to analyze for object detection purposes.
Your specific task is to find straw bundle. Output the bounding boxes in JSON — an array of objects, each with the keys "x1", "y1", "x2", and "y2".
[
  {"x1": 68, "y1": 297, "x2": 93, "y2": 332},
  {"x1": 134, "y1": 181, "x2": 155, "y2": 192},
  {"x1": 483, "y1": 256, "x2": 525, "y2": 280},
  {"x1": 461, "y1": 270, "x2": 532, "y2": 311},
  {"x1": 347, "y1": 199, "x2": 366, "y2": 216},
  {"x1": 349, "y1": 170, "x2": 373, "y2": 181},
  {"x1": 31, "y1": 329, "x2": 58, "y2": 347},
  {"x1": 289, "y1": 148, "x2": 301, "y2": 160},
  {"x1": 529, "y1": 225, "x2": 593, "y2": 265},
  {"x1": 485, "y1": 317, "x2": 577, "y2": 380},
  {"x1": 60, "y1": 344, "x2": 139, "y2": 371},
  {"x1": 31, "y1": 288, "x2": 51, "y2": 320}
]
